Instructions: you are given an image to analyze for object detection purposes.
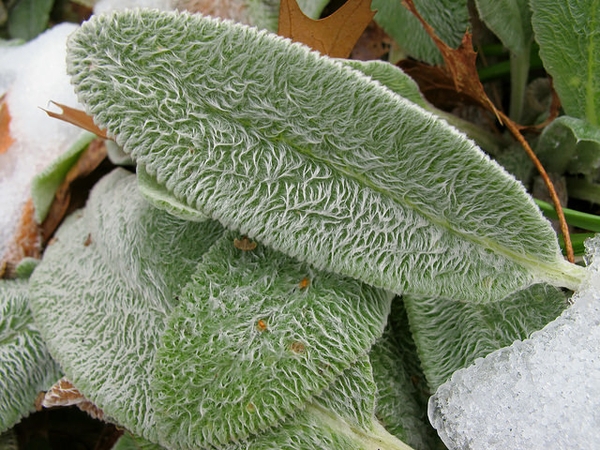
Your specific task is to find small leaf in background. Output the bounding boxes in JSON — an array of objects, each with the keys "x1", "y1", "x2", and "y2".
[
  {"x1": 0, "y1": 94, "x2": 14, "y2": 154},
  {"x1": 30, "y1": 131, "x2": 96, "y2": 224},
  {"x1": 402, "y1": 283, "x2": 567, "y2": 391},
  {"x1": 0, "y1": 278, "x2": 62, "y2": 434},
  {"x1": 67, "y1": 10, "x2": 586, "y2": 303},
  {"x1": 29, "y1": 169, "x2": 225, "y2": 443},
  {"x1": 531, "y1": 0, "x2": 600, "y2": 126},
  {"x1": 474, "y1": 0, "x2": 534, "y2": 121},
  {"x1": 536, "y1": 115, "x2": 600, "y2": 177},
  {"x1": 7, "y1": 0, "x2": 53, "y2": 41},
  {"x1": 372, "y1": 0, "x2": 469, "y2": 65},
  {"x1": 39, "y1": 137, "x2": 108, "y2": 240},
  {"x1": 399, "y1": 0, "x2": 498, "y2": 116},
  {"x1": 152, "y1": 231, "x2": 392, "y2": 448},
  {"x1": 42, "y1": 101, "x2": 108, "y2": 138},
  {"x1": 278, "y1": 0, "x2": 375, "y2": 58}
]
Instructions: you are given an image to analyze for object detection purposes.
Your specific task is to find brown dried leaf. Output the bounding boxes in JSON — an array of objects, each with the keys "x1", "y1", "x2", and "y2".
[
  {"x1": 278, "y1": 0, "x2": 375, "y2": 58},
  {"x1": 42, "y1": 377, "x2": 105, "y2": 420},
  {"x1": 0, "y1": 94, "x2": 14, "y2": 154},
  {"x1": 1, "y1": 198, "x2": 41, "y2": 278},
  {"x1": 42, "y1": 101, "x2": 108, "y2": 139},
  {"x1": 401, "y1": 0, "x2": 499, "y2": 119},
  {"x1": 350, "y1": 20, "x2": 391, "y2": 61},
  {"x1": 41, "y1": 138, "x2": 108, "y2": 240}
]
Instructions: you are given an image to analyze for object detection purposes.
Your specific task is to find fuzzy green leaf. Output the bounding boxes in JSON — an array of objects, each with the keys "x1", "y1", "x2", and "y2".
[
  {"x1": 152, "y1": 231, "x2": 392, "y2": 448},
  {"x1": 340, "y1": 60, "x2": 428, "y2": 109},
  {"x1": 7, "y1": 0, "x2": 53, "y2": 41},
  {"x1": 0, "y1": 279, "x2": 61, "y2": 433},
  {"x1": 31, "y1": 131, "x2": 96, "y2": 223},
  {"x1": 536, "y1": 115, "x2": 600, "y2": 177},
  {"x1": 531, "y1": 0, "x2": 600, "y2": 125},
  {"x1": 474, "y1": 0, "x2": 532, "y2": 55},
  {"x1": 67, "y1": 10, "x2": 585, "y2": 302},
  {"x1": 223, "y1": 356, "x2": 412, "y2": 450},
  {"x1": 29, "y1": 169, "x2": 224, "y2": 442},
  {"x1": 403, "y1": 284, "x2": 567, "y2": 391},
  {"x1": 112, "y1": 359, "x2": 412, "y2": 450},
  {"x1": 372, "y1": 0, "x2": 469, "y2": 65},
  {"x1": 369, "y1": 306, "x2": 442, "y2": 450}
]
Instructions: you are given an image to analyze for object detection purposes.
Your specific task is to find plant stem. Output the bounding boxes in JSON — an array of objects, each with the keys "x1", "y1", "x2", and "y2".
[
  {"x1": 509, "y1": 47, "x2": 531, "y2": 122},
  {"x1": 498, "y1": 111, "x2": 575, "y2": 262}
]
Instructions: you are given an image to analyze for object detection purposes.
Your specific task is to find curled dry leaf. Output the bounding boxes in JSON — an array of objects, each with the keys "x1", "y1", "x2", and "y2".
[
  {"x1": 278, "y1": 0, "x2": 375, "y2": 58},
  {"x1": 42, "y1": 377, "x2": 105, "y2": 420},
  {"x1": 40, "y1": 138, "x2": 108, "y2": 240}
]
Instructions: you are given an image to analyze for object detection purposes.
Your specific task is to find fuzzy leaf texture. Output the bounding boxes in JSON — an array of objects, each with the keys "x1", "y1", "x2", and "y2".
[
  {"x1": 29, "y1": 169, "x2": 225, "y2": 443},
  {"x1": 403, "y1": 284, "x2": 567, "y2": 391},
  {"x1": 0, "y1": 278, "x2": 62, "y2": 433},
  {"x1": 152, "y1": 231, "x2": 392, "y2": 448},
  {"x1": 531, "y1": 0, "x2": 600, "y2": 126},
  {"x1": 66, "y1": 10, "x2": 584, "y2": 302}
]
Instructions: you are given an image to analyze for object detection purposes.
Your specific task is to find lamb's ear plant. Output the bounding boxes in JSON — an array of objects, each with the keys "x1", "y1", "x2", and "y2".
[
  {"x1": 0, "y1": 274, "x2": 62, "y2": 433},
  {"x1": 66, "y1": 10, "x2": 585, "y2": 305},
  {"x1": 30, "y1": 169, "x2": 420, "y2": 449}
]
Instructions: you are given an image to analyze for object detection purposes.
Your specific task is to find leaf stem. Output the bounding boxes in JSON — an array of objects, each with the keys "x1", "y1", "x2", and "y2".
[{"x1": 498, "y1": 111, "x2": 575, "y2": 262}]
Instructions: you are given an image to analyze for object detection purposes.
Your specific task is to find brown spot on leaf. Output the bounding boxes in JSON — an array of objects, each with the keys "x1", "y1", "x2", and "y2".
[
  {"x1": 289, "y1": 341, "x2": 306, "y2": 354},
  {"x1": 256, "y1": 319, "x2": 268, "y2": 332},
  {"x1": 233, "y1": 236, "x2": 257, "y2": 251},
  {"x1": 298, "y1": 277, "x2": 310, "y2": 290}
]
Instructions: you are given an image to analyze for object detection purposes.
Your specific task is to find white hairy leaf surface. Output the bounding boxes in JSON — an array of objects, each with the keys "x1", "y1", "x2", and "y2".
[
  {"x1": 403, "y1": 284, "x2": 567, "y2": 391},
  {"x1": 369, "y1": 306, "x2": 442, "y2": 450},
  {"x1": 29, "y1": 169, "x2": 225, "y2": 442},
  {"x1": 66, "y1": 10, "x2": 584, "y2": 302},
  {"x1": 0, "y1": 279, "x2": 61, "y2": 433},
  {"x1": 152, "y1": 231, "x2": 392, "y2": 448}
]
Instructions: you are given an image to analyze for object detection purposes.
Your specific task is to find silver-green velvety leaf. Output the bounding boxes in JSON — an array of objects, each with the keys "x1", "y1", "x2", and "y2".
[
  {"x1": 222, "y1": 356, "x2": 413, "y2": 450},
  {"x1": 113, "y1": 432, "x2": 167, "y2": 450},
  {"x1": 536, "y1": 115, "x2": 600, "y2": 177},
  {"x1": 67, "y1": 10, "x2": 585, "y2": 303},
  {"x1": 370, "y1": 319, "x2": 440, "y2": 450},
  {"x1": 372, "y1": 0, "x2": 469, "y2": 65},
  {"x1": 403, "y1": 284, "x2": 567, "y2": 391},
  {"x1": 0, "y1": 279, "x2": 61, "y2": 433},
  {"x1": 152, "y1": 231, "x2": 392, "y2": 448},
  {"x1": 340, "y1": 59, "x2": 428, "y2": 109},
  {"x1": 29, "y1": 169, "x2": 224, "y2": 442},
  {"x1": 531, "y1": 0, "x2": 600, "y2": 125}
]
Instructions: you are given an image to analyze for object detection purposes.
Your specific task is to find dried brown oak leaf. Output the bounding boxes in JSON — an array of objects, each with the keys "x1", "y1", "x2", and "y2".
[{"x1": 278, "y1": 0, "x2": 375, "y2": 58}]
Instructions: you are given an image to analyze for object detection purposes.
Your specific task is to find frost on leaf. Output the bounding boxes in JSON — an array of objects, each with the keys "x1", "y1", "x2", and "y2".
[
  {"x1": 152, "y1": 231, "x2": 392, "y2": 448},
  {"x1": 67, "y1": 10, "x2": 584, "y2": 302},
  {"x1": 29, "y1": 169, "x2": 224, "y2": 442}
]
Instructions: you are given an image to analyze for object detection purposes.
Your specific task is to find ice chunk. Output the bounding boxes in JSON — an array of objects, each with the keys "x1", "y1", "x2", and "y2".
[{"x1": 428, "y1": 236, "x2": 600, "y2": 449}]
